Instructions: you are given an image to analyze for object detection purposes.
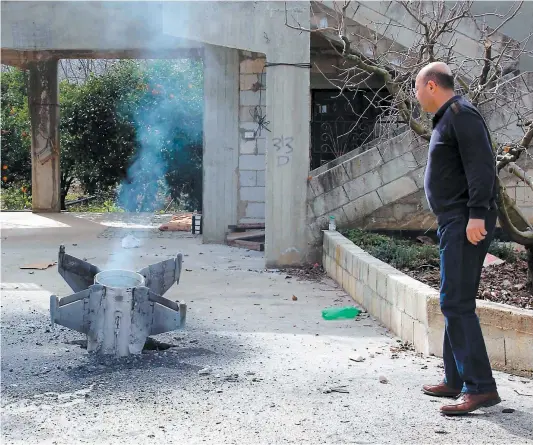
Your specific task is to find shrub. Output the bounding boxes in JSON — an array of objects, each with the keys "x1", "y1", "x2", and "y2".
[{"x1": 344, "y1": 229, "x2": 439, "y2": 269}]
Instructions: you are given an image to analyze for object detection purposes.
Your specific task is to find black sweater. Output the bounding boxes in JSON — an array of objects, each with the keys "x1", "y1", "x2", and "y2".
[{"x1": 424, "y1": 95, "x2": 497, "y2": 220}]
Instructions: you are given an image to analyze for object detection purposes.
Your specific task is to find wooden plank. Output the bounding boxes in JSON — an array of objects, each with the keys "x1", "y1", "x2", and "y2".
[
  {"x1": 228, "y1": 223, "x2": 265, "y2": 231},
  {"x1": 226, "y1": 229, "x2": 265, "y2": 242},
  {"x1": 227, "y1": 239, "x2": 264, "y2": 251}
]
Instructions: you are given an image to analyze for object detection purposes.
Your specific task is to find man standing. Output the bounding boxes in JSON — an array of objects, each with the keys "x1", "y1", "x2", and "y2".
[{"x1": 414, "y1": 62, "x2": 501, "y2": 415}]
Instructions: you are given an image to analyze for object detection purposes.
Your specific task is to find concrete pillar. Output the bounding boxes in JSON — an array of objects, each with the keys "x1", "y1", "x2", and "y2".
[
  {"x1": 28, "y1": 59, "x2": 61, "y2": 212},
  {"x1": 265, "y1": 49, "x2": 311, "y2": 267},
  {"x1": 202, "y1": 46, "x2": 240, "y2": 243}
]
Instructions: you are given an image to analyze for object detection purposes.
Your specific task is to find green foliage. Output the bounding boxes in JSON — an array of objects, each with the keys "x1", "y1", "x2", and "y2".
[
  {"x1": 345, "y1": 228, "x2": 440, "y2": 269},
  {"x1": 345, "y1": 229, "x2": 527, "y2": 269},
  {"x1": 488, "y1": 241, "x2": 520, "y2": 263},
  {"x1": 1, "y1": 68, "x2": 32, "y2": 189},
  {"x1": 1, "y1": 60, "x2": 203, "y2": 212},
  {"x1": 0, "y1": 185, "x2": 31, "y2": 210}
]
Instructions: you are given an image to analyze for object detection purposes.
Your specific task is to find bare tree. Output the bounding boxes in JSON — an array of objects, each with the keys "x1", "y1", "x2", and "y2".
[
  {"x1": 287, "y1": 1, "x2": 533, "y2": 287},
  {"x1": 59, "y1": 59, "x2": 116, "y2": 84}
]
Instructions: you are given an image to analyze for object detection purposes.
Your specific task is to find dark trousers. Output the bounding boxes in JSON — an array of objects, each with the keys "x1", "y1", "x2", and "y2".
[{"x1": 437, "y1": 208, "x2": 497, "y2": 394}]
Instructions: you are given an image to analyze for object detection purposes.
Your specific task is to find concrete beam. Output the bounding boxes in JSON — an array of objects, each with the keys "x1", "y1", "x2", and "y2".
[
  {"x1": 0, "y1": 48, "x2": 203, "y2": 68},
  {"x1": 28, "y1": 60, "x2": 61, "y2": 213}
]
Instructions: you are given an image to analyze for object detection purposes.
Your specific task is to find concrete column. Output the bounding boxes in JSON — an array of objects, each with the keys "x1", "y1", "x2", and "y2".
[
  {"x1": 28, "y1": 59, "x2": 61, "y2": 212},
  {"x1": 202, "y1": 46, "x2": 240, "y2": 243},
  {"x1": 265, "y1": 49, "x2": 311, "y2": 267}
]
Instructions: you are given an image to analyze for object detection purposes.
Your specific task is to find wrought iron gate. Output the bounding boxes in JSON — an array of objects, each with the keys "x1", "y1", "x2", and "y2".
[{"x1": 310, "y1": 89, "x2": 386, "y2": 170}]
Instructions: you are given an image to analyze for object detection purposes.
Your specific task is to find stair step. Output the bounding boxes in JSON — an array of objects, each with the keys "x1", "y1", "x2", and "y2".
[
  {"x1": 227, "y1": 239, "x2": 265, "y2": 251},
  {"x1": 226, "y1": 230, "x2": 265, "y2": 242}
]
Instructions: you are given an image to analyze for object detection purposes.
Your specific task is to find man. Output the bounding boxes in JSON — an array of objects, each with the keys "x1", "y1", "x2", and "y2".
[{"x1": 414, "y1": 62, "x2": 501, "y2": 415}]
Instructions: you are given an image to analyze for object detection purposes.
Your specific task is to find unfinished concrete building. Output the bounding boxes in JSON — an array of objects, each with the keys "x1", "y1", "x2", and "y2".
[{"x1": 2, "y1": 1, "x2": 532, "y2": 267}]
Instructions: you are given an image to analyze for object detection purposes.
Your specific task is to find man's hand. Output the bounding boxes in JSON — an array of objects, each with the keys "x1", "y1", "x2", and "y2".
[{"x1": 466, "y1": 218, "x2": 487, "y2": 245}]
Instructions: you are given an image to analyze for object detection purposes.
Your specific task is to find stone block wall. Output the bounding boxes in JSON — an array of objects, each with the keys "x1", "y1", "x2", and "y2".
[
  {"x1": 324, "y1": 230, "x2": 533, "y2": 376},
  {"x1": 306, "y1": 131, "x2": 427, "y2": 245},
  {"x1": 237, "y1": 52, "x2": 267, "y2": 224}
]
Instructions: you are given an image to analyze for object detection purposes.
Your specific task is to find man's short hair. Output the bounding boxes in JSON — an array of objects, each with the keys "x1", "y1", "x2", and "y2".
[{"x1": 422, "y1": 70, "x2": 455, "y2": 90}]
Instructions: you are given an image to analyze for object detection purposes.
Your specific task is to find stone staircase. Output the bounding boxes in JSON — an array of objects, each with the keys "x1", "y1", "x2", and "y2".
[
  {"x1": 305, "y1": 3, "x2": 533, "y2": 249},
  {"x1": 306, "y1": 71, "x2": 533, "y2": 248}
]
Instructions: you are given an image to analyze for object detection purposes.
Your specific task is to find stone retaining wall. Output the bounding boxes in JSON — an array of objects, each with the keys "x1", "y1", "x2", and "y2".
[{"x1": 323, "y1": 230, "x2": 533, "y2": 377}]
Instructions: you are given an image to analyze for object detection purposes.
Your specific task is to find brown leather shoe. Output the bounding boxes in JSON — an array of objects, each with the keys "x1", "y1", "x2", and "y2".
[
  {"x1": 422, "y1": 382, "x2": 462, "y2": 398},
  {"x1": 440, "y1": 392, "x2": 501, "y2": 416}
]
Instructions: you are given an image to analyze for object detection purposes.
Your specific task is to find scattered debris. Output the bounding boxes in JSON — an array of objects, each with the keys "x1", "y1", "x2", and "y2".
[
  {"x1": 226, "y1": 224, "x2": 265, "y2": 251},
  {"x1": 369, "y1": 353, "x2": 375, "y2": 358},
  {"x1": 20, "y1": 261, "x2": 56, "y2": 270},
  {"x1": 223, "y1": 374, "x2": 239, "y2": 382},
  {"x1": 379, "y1": 376, "x2": 388, "y2": 384},
  {"x1": 514, "y1": 389, "x2": 533, "y2": 397},
  {"x1": 390, "y1": 341, "x2": 414, "y2": 354},
  {"x1": 416, "y1": 235, "x2": 435, "y2": 245},
  {"x1": 322, "y1": 385, "x2": 349, "y2": 394},
  {"x1": 159, "y1": 213, "x2": 193, "y2": 232},
  {"x1": 502, "y1": 408, "x2": 515, "y2": 413},
  {"x1": 121, "y1": 234, "x2": 141, "y2": 249},
  {"x1": 483, "y1": 253, "x2": 505, "y2": 268}
]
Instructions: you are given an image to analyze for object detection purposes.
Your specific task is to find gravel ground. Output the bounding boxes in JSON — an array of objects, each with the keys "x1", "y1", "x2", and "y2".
[{"x1": 1, "y1": 213, "x2": 532, "y2": 445}]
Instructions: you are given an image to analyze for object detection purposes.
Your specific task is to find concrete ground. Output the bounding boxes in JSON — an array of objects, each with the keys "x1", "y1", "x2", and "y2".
[{"x1": 1, "y1": 212, "x2": 532, "y2": 445}]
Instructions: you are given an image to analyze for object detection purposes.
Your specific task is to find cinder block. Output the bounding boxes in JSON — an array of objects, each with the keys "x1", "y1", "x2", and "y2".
[
  {"x1": 343, "y1": 170, "x2": 383, "y2": 200},
  {"x1": 412, "y1": 145, "x2": 428, "y2": 167},
  {"x1": 240, "y1": 105, "x2": 266, "y2": 122},
  {"x1": 379, "y1": 152, "x2": 417, "y2": 184},
  {"x1": 359, "y1": 259, "x2": 370, "y2": 285},
  {"x1": 503, "y1": 330, "x2": 533, "y2": 373},
  {"x1": 390, "y1": 307, "x2": 402, "y2": 336},
  {"x1": 378, "y1": 133, "x2": 415, "y2": 162},
  {"x1": 239, "y1": 170, "x2": 257, "y2": 187},
  {"x1": 354, "y1": 280, "x2": 365, "y2": 305},
  {"x1": 308, "y1": 176, "x2": 325, "y2": 197},
  {"x1": 240, "y1": 186, "x2": 265, "y2": 202},
  {"x1": 367, "y1": 262, "x2": 378, "y2": 292},
  {"x1": 239, "y1": 155, "x2": 265, "y2": 170},
  {"x1": 347, "y1": 274, "x2": 356, "y2": 299},
  {"x1": 371, "y1": 293, "x2": 381, "y2": 319},
  {"x1": 240, "y1": 58, "x2": 266, "y2": 74},
  {"x1": 245, "y1": 202, "x2": 265, "y2": 218},
  {"x1": 376, "y1": 265, "x2": 389, "y2": 298},
  {"x1": 240, "y1": 138, "x2": 257, "y2": 154},
  {"x1": 480, "y1": 324, "x2": 506, "y2": 370},
  {"x1": 240, "y1": 73, "x2": 265, "y2": 91},
  {"x1": 409, "y1": 166, "x2": 426, "y2": 189},
  {"x1": 416, "y1": 288, "x2": 436, "y2": 324},
  {"x1": 404, "y1": 287, "x2": 418, "y2": 320},
  {"x1": 316, "y1": 165, "x2": 351, "y2": 194},
  {"x1": 341, "y1": 245, "x2": 353, "y2": 273},
  {"x1": 363, "y1": 285, "x2": 374, "y2": 313},
  {"x1": 256, "y1": 138, "x2": 266, "y2": 155},
  {"x1": 240, "y1": 90, "x2": 265, "y2": 107},
  {"x1": 381, "y1": 300, "x2": 392, "y2": 330},
  {"x1": 377, "y1": 176, "x2": 419, "y2": 205},
  {"x1": 312, "y1": 187, "x2": 349, "y2": 217},
  {"x1": 343, "y1": 148, "x2": 384, "y2": 179},
  {"x1": 343, "y1": 191, "x2": 383, "y2": 220},
  {"x1": 336, "y1": 264, "x2": 344, "y2": 286},
  {"x1": 413, "y1": 322, "x2": 429, "y2": 355},
  {"x1": 401, "y1": 312, "x2": 415, "y2": 345},
  {"x1": 427, "y1": 314, "x2": 445, "y2": 357}
]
